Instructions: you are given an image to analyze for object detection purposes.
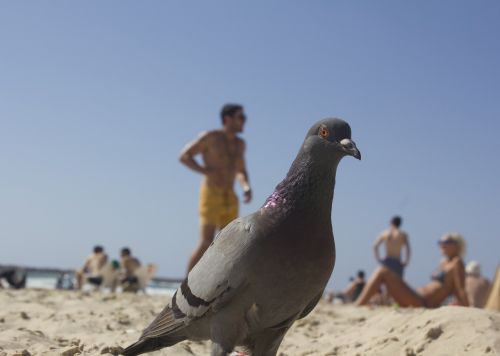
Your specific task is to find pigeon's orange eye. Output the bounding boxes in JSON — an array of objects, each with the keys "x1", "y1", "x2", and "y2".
[{"x1": 319, "y1": 126, "x2": 329, "y2": 139}]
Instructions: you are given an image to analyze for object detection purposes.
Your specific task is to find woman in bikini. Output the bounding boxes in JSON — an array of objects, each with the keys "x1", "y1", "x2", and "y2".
[{"x1": 356, "y1": 233, "x2": 469, "y2": 307}]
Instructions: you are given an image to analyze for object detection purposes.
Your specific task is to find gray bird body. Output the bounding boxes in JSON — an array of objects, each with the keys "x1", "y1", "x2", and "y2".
[{"x1": 123, "y1": 118, "x2": 360, "y2": 356}]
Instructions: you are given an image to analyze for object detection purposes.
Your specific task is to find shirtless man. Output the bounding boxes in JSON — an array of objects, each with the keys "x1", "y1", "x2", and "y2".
[
  {"x1": 120, "y1": 247, "x2": 142, "y2": 291},
  {"x1": 75, "y1": 245, "x2": 108, "y2": 289},
  {"x1": 373, "y1": 216, "x2": 410, "y2": 277},
  {"x1": 180, "y1": 103, "x2": 252, "y2": 272}
]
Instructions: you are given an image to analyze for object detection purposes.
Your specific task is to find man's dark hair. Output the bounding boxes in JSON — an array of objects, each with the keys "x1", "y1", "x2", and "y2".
[
  {"x1": 391, "y1": 216, "x2": 402, "y2": 228},
  {"x1": 121, "y1": 247, "x2": 131, "y2": 256},
  {"x1": 220, "y1": 103, "x2": 243, "y2": 124},
  {"x1": 357, "y1": 270, "x2": 365, "y2": 279},
  {"x1": 93, "y1": 245, "x2": 104, "y2": 253}
]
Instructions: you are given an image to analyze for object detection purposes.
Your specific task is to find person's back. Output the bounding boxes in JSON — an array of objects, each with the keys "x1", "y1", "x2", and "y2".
[
  {"x1": 121, "y1": 256, "x2": 141, "y2": 277},
  {"x1": 381, "y1": 227, "x2": 407, "y2": 259},
  {"x1": 465, "y1": 261, "x2": 491, "y2": 308},
  {"x1": 120, "y1": 247, "x2": 142, "y2": 292},
  {"x1": 373, "y1": 216, "x2": 410, "y2": 277},
  {"x1": 124, "y1": 256, "x2": 141, "y2": 276},
  {"x1": 120, "y1": 248, "x2": 141, "y2": 277}
]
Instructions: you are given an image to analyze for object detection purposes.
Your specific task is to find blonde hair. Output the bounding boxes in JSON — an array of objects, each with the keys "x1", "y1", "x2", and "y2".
[{"x1": 443, "y1": 232, "x2": 466, "y2": 257}]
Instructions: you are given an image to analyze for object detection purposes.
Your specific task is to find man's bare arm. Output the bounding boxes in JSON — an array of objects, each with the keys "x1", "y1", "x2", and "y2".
[
  {"x1": 402, "y1": 234, "x2": 411, "y2": 266},
  {"x1": 80, "y1": 256, "x2": 91, "y2": 273},
  {"x1": 179, "y1": 133, "x2": 209, "y2": 174},
  {"x1": 235, "y1": 140, "x2": 252, "y2": 203},
  {"x1": 373, "y1": 235, "x2": 384, "y2": 263}
]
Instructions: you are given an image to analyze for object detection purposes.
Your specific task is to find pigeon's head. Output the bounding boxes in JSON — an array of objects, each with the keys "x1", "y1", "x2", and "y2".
[{"x1": 303, "y1": 118, "x2": 361, "y2": 161}]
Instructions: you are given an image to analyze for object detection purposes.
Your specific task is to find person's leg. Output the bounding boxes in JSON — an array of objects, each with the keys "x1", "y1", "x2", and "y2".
[
  {"x1": 75, "y1": 270, "x2": 84, "y2": 290},
  {"x1": 187, "y1": 224, "x2": 216, "y2": 273},
  {"x1": 110, "y1": 272, "x2": 119, "y2": 293},
  {"x1": 356, "y1": 267, "x2": 424, "y2": 307},
  {"x1": 355, "y1": 267, "x2": 385, "y2": 305},
  {"x1": 218, "y1": 191, "x2": 239, "y2": 230},
  {"x1": 190, "y1": 185, "x2": 220, "y2": 273},
  {"x1": 382, "y1": 270, "x2": 424, "y2": 307}
]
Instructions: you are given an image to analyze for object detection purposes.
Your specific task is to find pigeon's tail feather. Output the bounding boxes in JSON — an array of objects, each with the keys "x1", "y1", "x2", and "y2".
[
  {"x1": 122, "y1": 305, "x2": 187, "y2": 355},
  {"x1": 122, "y1": 331, "x2": 186, "y2": 355}
]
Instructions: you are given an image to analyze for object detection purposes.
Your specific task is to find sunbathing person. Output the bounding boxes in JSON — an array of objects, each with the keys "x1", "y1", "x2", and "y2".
[
  {"x1": 335, "y1": 270, "x2": 366, "y2": 303},
  {"x1": 465, "y1": 261, "x2": 491, "y2": 308},
  {"x1": 356, "y1": 233, "x2": 469, "y2": 308},
  {"x1": 75, "y1": 245, "x2": 108, "y2": 289},
  {"x1": 120, "y1": 247, "x2": 141, "y2": 292}
]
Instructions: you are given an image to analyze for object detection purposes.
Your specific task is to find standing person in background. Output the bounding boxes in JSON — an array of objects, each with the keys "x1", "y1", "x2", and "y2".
[
  {"x1": 465, "y1": 261, "x2": 491, "y2": 308},
  {"x1": 180, "y1": 103, "x2": 252, "y2": 272},
  {"x1": 373, "y1": 216, "x2": 411, "y2": 278}
]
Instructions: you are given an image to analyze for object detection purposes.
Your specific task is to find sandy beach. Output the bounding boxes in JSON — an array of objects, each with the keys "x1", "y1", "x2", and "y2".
[{"x1": 0, "y1": 289, "x2": 498, "y2": 355}]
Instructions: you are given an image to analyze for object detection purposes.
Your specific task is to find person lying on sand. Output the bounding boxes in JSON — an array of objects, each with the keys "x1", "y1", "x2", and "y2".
[{"x1": 356, "y1": 233, "x2": 469, "y2": 308}]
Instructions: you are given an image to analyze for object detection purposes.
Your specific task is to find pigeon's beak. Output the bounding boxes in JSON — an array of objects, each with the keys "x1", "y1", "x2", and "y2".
[{"x1": 340, "y1": 138, "x2": 361, "y2": 160}]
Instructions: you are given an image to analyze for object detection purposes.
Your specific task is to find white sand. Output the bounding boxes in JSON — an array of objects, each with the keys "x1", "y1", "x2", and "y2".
[{"x1": 1, "y1": 289, "x2": 499, "y2": 355}]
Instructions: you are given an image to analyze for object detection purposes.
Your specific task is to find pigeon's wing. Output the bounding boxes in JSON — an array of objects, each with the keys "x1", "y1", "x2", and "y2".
[{"x1": 138, "y1": 217, "x2": 254, "y2": 339}]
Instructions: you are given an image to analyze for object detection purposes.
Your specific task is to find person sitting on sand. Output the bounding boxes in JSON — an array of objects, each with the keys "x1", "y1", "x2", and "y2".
[
  {"x1": 120, "y1": 247, "x2": 141, "y2": 292},
  {"x1": 0, "y1": 267, "x2": 27, "y2": 289},
  {"x1": 465, "y1": 261, "x2": 491, "y2": 308},
  {"x1": 356, "y1": 233, "x2": 469, "y2": 308},
  {"x1": 75, "y1": 245, "x2": 108, "y2": 290},
  {"x1": 373, "y1": 216, "x2": 410, "y2": 277},
  {"x1": 335, "y1": 270, "x2": 366, "y2": 303}
]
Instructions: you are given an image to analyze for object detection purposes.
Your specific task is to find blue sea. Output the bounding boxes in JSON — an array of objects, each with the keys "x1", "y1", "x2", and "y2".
[{"x1": 25, "y1": 271, "x2": 178, "y2": 295}]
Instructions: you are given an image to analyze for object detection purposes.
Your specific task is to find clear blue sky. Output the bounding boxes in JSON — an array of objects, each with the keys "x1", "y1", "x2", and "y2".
[{"x1": 1, "y1": 1, "x2": 499, "y2": 289}]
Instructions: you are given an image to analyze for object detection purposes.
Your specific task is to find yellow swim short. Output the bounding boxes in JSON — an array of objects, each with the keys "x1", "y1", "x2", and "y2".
[{"x1": 199, "y1": 184, "x2": 239, "y2": 228}]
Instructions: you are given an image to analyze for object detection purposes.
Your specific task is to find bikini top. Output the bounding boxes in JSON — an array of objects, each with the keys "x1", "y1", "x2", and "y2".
[{"x1": 431, "y1": 269, "x2": 446, "y2": 284}]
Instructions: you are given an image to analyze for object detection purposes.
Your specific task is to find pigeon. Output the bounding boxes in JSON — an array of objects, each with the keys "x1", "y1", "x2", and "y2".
[{"x1": 123, "y1": 118, "x2": 361, "y2": 356}]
